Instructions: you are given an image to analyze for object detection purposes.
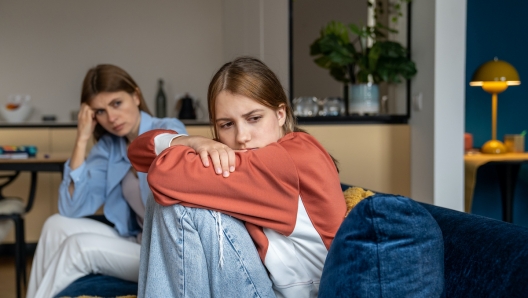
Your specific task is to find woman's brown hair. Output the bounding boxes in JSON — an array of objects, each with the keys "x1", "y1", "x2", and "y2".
[
  {"x1": 207, "y1": 56, "x2": 338, "y2": 171},
  {"x1": 81, "y1": 64, "x2": 151, "y2": 141}
]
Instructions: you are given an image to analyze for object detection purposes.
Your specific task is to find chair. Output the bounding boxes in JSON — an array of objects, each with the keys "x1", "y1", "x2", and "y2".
[{"x1": 0, "y1": 171, "x2": 36, "y2": 298}]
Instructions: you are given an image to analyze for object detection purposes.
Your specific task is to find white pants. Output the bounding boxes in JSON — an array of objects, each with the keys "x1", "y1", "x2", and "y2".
[{"x1": 26, "y1": 214, "x2": 140, "y2": 298}]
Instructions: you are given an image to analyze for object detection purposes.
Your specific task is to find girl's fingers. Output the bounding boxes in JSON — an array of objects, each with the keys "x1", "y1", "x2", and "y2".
[
  {"x1": 228, "y1": 149, "x2": 236, "y2": 172},
  {"x1": 199, "y1": 150, "x2": 210, "y2": 167},
  {"x1": 208, "y1": 149, "x2": 222, "y2": 175},
  {"x1": 217, "y1": 149, "x2": 230, "y2": 177}
]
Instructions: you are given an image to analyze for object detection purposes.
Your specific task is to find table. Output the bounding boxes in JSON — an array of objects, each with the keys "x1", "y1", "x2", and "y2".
[
  {"x1": 0, "y1": 152, "x2": 69, "y2": 298},
  {"x1": 464, "y1": 152, "x2": 528, "y2": 223},
  {"x1": 0, "y1": 152, "x2": 69, "y2": 212}
]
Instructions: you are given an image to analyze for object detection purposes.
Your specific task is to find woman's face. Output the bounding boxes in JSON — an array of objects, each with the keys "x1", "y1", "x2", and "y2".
[
  {"x1": 214, "y1": 91, "x2": 286, "y2": 150},
  {"x1": 89, "y1": 91, "x2": 141, "y2": 140}
]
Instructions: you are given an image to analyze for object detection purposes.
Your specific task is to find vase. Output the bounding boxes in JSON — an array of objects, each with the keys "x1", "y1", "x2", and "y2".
[
  {"x1": 348, "y1": 83, "x2": 380, "y2": 115},
  {"x1": 292, "y1": 96, "x2": 319, "y2": 117}
]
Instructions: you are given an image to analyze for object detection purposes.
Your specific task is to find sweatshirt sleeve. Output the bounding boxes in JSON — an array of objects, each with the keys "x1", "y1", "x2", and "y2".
[
  {"x1": 147, "y1": 140, "x2": 301, "y2": 235},
  {"x1": 144, "y1": 132, "x2": 345, "y2": 240},
  {"x1": 128, "y1": 129, "x2": 178, "y2": 173}
]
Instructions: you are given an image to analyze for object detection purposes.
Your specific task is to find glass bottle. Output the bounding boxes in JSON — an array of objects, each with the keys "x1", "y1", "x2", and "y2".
[{"x1": 155, "y1": 79, "x2": 167, "y2": 118}]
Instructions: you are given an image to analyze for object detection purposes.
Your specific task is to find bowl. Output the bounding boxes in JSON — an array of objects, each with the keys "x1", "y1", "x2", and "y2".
[{"x1": 0, "y1": 104, "x2": 32, "y2": 123}]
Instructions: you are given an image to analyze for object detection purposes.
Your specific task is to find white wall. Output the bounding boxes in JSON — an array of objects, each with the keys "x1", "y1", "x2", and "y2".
[
  {"x1": 0, "y1": 0, "x2": 224, "y2": 122},
  {"x1": 222, "y1": 0, "x2": 289, "y2": 91},
  {"x1": 0, "y1": 0, "x2": 289, "y2": 123},
  {"x1": 410, "y1": 0, "x2": 466, "y2": 210}
]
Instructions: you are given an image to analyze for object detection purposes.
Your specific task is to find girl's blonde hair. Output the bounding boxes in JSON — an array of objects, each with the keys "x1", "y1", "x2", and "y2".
[
  {"x1": 207, "y1": 57, "x2": 339, "y2": 171},
  {"x1": 207, "y1": 56, "x2": 301, "y2": 140}
]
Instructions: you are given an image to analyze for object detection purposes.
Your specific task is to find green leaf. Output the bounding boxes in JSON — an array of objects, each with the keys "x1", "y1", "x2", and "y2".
[{"x1": 348, "y1": 23, "x2": 363, "y2": 36}]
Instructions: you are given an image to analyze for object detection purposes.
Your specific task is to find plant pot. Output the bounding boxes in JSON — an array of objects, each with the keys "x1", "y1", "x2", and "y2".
[{"x1": 348, "y1": 83, "x2": 380, "y2": 115}]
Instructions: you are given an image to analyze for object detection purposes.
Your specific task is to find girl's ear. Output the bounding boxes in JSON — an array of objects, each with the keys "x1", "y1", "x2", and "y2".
[{"x1": 276, "y1": 104, "x2": 286, "y2": 127}]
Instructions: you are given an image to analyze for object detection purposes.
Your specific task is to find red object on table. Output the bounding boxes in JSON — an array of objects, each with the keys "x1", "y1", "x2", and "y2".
[{"x1": 465, "y1": 133, "x2": 473, "y2": 151}]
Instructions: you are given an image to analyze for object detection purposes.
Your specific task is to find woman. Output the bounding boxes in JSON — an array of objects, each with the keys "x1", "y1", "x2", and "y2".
[
  {"x1": 27, "y1": 64, "x2": 187, "y2": 298},
  {"x1": 128, "y1": 57, "x2": 346, "y2": 297}
]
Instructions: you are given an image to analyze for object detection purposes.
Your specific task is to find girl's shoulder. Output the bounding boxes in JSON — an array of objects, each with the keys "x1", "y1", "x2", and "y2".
[{"x1": 278, "y1": 132, "x2": 324, "y2": 149}]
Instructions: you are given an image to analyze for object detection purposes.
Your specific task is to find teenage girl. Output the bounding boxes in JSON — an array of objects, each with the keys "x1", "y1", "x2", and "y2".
[{"x1": 128, "y1": 57, "x2": 345, "y2": 298}]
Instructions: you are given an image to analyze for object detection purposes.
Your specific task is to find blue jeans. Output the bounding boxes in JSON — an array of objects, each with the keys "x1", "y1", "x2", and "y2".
[{"x1": 138, "y1": 195, "x2": 276, "y2": 298}]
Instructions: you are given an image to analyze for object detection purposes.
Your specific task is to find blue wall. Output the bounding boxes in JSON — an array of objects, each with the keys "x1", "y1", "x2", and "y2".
[
  {"x1": 466, "y1": 0, "x2": 528, "y2": 227},
  {"x1": 466, "y1": 0, "x2": 528, "y2": 148}
]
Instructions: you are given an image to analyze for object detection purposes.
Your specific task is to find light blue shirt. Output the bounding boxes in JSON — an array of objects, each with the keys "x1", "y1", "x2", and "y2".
[{"x1": 58, "y1": 111, "x2": 187, "y2": 237}]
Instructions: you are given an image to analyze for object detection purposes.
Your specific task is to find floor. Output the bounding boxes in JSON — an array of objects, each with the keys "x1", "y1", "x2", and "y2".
[{"x1": 0, "y1": 255, "x2": 32, "y2": 298}]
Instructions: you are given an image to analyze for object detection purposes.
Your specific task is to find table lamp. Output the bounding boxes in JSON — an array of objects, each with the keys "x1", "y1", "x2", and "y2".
[{"x1": 470, "y1": 58, "x2": 520, "y2": 154}]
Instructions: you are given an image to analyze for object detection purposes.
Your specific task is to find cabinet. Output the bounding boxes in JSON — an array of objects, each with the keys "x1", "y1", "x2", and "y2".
[{"x1": 0, "y1": 123, "x2": 409, "y2": 244}]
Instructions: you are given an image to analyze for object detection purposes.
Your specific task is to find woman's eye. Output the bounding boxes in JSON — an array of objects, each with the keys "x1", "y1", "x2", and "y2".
[
  {"x1": 95, "y1": 110, "x2": 105, "y2": 116},
  {"x1": 112, "y1": 101, "x2": 122, "y2": 108},
  {"x1": 220, "y1": 122, "x2": 233, "y2": 129}
]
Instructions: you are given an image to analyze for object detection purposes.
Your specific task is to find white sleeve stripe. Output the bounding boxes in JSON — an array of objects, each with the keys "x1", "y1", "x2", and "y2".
[{"x1": 153, "y1": 133, "x2": 188, "y2": 155}]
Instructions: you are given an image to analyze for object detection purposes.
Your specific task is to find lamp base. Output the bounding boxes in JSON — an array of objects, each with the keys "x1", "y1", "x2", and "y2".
[{"x1": 481, "y1": 140, "x2": 507, "y2": 154}]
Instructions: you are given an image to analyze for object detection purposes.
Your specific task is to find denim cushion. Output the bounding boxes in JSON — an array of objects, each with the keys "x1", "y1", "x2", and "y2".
[
  {"x1": 54, "y1": 274, "x2": 138, "y2": 298},
  {"x1": 319, "y1": 194, "x2": 444, "y2": 297},
  {"x1": 420, "y1": 203, "x2": 528, "y2": 297}
]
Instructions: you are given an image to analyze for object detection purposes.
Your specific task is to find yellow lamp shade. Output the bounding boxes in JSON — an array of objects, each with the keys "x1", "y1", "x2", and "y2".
[{"x1": 470, "y1": 58, "x2": 520, "y2": 87}]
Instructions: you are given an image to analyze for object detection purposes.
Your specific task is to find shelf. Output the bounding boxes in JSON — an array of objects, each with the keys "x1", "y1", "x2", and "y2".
[{"x1": 296, "y1": 115, "x2": 409, "y2": 125}]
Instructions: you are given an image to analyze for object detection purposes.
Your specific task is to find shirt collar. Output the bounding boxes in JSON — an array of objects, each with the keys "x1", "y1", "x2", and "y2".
[{"x1": 138, "y1": 111, "x2": 154, "y2": 135}]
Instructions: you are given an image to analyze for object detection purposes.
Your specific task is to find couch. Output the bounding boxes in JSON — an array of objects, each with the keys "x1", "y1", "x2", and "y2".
[{"x1": 55, "y1": 185, "x2": 528, "y2": 297}]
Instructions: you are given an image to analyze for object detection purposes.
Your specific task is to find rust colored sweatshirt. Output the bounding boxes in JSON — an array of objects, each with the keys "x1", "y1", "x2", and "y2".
[{"x1": 128, "y1": 130, "x2": 346, "y2": 297}]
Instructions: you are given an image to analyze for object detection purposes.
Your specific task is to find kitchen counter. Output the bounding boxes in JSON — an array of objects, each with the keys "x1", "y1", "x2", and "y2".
[{"x1": 0, "y1": 114, "x2": 408, "y2": 128}]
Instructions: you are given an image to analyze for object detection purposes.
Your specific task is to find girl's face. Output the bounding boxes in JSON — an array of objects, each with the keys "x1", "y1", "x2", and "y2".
[
  {"x1": 89, "y1": 91, "x2": 141, "y2": 141},
  {"x1": 214, "y1": 91, "x2": 286, "y2": 150}
]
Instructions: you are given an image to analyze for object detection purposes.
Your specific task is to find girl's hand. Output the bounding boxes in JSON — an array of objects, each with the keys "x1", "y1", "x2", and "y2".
[
  {"x1": 171, "y1": 136, "x2": 236, "y2": 177},
  {"x1": 77, "y1": 103, "x2": 96, "y2": 143}
]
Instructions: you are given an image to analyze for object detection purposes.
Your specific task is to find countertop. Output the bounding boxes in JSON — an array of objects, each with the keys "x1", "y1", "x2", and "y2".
[{"x1": 0, "y1": 114, "x2": 409, "y2": 128}]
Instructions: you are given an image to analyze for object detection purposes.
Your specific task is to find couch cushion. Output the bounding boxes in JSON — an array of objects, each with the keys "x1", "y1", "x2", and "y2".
[
  {"x1": 54, "y1": 274, "x2": 137, "y2": 298},
  {"x1": 319, "y1": 194, "x2": 444, "y2": 297}
]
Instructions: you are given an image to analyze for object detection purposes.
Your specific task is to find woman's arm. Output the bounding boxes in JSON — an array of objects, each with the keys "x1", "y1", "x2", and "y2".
[
  {"x1": 68, "y1": 103, "x2": 97, "y2": 195},
  {"x1": 58, "y1": 137, "x2": 112, "y2": 217}
]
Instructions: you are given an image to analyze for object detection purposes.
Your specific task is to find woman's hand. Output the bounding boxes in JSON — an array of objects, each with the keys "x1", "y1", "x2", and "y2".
[
  {"x1": 77, "y1": 103, "x2": 97, "y2": 143},
  {"x1": 171, "y1": 136, "x2": 237, "y2": 177},
  {"x1": 68, "y1": 103, "x2": 97, "y2": 194}
]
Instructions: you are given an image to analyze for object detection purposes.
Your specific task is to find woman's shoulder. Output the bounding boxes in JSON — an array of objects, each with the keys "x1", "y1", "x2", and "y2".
[
  {"x1": 148, "y1": 115, "x2": 187, "y2": 134},
  {"x1": 90, "y1": 133, "x2": 121, "y2": 155}
]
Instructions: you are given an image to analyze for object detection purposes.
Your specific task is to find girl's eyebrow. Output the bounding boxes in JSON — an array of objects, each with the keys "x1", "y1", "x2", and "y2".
[{"x1": 215, "y1": 109, "x2": 264, "y2": 123}]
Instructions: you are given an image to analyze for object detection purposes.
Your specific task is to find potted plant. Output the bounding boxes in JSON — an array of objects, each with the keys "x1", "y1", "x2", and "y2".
[{"x1": 310, "y1": 0, "x2": 416, "y2": 115}]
